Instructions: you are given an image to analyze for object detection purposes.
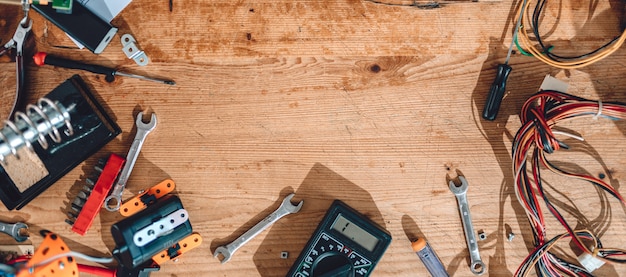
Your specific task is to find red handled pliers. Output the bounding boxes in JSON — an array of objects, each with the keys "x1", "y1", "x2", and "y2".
[{"x1": 1, "y1": 16, "x2": 32, "y2": 118}]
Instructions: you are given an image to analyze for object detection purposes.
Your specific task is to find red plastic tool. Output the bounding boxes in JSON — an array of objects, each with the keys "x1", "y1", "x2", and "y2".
[{"x1": 71, "y1": 153, "x2": 125, "y2": 235}]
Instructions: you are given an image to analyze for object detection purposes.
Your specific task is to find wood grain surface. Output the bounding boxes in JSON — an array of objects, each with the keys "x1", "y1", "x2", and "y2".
[{"x1": 2, "y1": 0, "x2": 626, "y2": 276}]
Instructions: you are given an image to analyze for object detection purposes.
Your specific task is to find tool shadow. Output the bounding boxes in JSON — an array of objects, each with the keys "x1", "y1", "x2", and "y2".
[{"x1": 249, "y1": 162, "x2": 387, "y2": 277}]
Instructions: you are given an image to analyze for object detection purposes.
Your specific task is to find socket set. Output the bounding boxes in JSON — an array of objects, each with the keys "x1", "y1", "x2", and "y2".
[{"x1": 66, "y1": 153, "x2": 126, "y2": 235}]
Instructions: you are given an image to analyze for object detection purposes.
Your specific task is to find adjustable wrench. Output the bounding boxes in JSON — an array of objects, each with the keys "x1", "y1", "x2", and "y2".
[
  {"x1": 213, "y1": 193, "x2": 303, "y2": 264},
  {"x1": 0, "y1": 221, "x2": 29, "y2": 242},
  {"x1": 449, "y1": 175, "x2": 485, "y2": 275},
  {"x1": 105, "y1": 112, "x2": 157, "y2": 211}
]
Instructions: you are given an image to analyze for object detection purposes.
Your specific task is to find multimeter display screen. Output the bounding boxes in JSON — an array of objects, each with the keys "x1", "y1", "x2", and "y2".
[{"x1": 331, "y1": 214, "x2": 379, "y2": 252}]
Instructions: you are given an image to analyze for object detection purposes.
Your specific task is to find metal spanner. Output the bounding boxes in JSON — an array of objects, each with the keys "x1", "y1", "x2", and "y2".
[
  {"x1": 104, "y1": 112, "x2": 157, "y2": 211},
  {"x1": 213, "y1": 193, "x2": 303, "y2": 264},
  {"x1": 449, "y1": 175, "x2": 485, "y2": 275},
  {"x1": 0, "y1": 221, "x2": 29, "y2": 242}
]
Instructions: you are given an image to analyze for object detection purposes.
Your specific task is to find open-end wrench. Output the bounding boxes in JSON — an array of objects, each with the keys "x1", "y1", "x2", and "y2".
[
  {"x1": 213, "y1": 193, "x2": 303, "y2": 264},
  {"x1": 449, "y1": 175, "x2": 485, "y2": 275},
  {"x1": 0, "y1": 221, "x2": 29, "y2": 242},
  {"x1": 104, "y1": 112, "x2": 157, "y2": 211}
]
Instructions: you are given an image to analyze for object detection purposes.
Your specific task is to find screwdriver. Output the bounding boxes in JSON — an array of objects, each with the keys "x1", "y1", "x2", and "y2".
[
  {"x1": 33, "y1": 52, "x2": 176, "y2": 85},
  {"x1": 482, "y1": 0, "x2": 527, "y2": 121}
]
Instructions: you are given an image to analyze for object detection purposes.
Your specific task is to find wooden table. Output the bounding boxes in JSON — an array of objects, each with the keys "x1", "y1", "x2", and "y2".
[{"x1": 2, "y1": 0, "x2": 626, "y2": 276}]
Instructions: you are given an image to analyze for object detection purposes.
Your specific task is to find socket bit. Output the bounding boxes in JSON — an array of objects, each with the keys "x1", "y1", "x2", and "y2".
[{"x1": 77, "y1": 191, "x2": 89, "y2": 199}]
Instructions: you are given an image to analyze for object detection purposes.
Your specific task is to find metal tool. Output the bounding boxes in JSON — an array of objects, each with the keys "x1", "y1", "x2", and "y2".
[
  {"x1": 104, "y1": 112, "x2": 157, "y2": 211},
  {"x1": 1, "y1": 14, "x2": 32, "y2": 119},
  {"x1": 214, "y1": 193, "x2": 303, "y2": 264},
  {"x1": 33, "y1": 52, "x2": 176, "y2": 85},
  {"x1": 0, "y1": 221, "x2": 29, "y2": 242},
  {"x1": 449, "y1": 175, "x2": 485, "y2": 275}
]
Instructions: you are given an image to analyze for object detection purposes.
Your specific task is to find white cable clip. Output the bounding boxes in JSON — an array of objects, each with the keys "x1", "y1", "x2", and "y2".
[
  {"x1": 133, "y1": 208, "x2": 189, "y2": 247},
  {"x1": 121, "y1": 34, "x2": 150, "y2": 66},
  {"x1": 593, "y1": 100, "x2": 603, "y2": 120}
]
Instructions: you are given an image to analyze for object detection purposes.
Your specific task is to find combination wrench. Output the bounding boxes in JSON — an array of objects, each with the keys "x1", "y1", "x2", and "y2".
[
  {"x1": 0, "y1": 221, "x2": 29, "y2": 242},
  {"x1": 213, "y1": 193, "x2": 303, "y2": 264},
  {"x1": 449, "y1": 175, "x2": 485, "y2": 275},
  {"x1": 104, "y1": 112, "x2": 157, "y2": 211}
]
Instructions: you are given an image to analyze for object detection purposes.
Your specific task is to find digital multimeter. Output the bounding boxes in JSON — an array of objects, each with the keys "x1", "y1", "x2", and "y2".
[{"x1": 287, "y1": 200, "x2": 392, "y2": 277}]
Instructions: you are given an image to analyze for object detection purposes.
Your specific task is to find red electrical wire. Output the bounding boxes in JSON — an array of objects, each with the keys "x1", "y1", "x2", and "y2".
[
  {"x1": 77, "y1": 264, "x2": 116, "y2": 277},
  {"x1": 512, "y1": 90, "x2": 626, "y2": 276}
]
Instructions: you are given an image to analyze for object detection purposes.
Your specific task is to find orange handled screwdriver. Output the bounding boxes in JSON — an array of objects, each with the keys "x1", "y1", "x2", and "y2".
[{"x1": 33, "y1": 52, "x2": 175, "y2": 85}]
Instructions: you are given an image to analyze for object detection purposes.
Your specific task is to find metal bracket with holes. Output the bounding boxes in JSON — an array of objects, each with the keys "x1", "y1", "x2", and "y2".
[
  {"x1": 120, "y1": 179, "x2": 176, "y2": 217},
  {"x1": 133, "y1": 209, "x2": 189, "y2": 247},
  {"x1": 121, "y1": 34, "x2": 149, "y2": 66}
]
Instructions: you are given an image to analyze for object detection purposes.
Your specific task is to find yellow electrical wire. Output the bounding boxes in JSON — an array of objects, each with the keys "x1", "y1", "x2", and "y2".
[{"x1": 515, "y1": 0, "x2": 626, "y2": 69}]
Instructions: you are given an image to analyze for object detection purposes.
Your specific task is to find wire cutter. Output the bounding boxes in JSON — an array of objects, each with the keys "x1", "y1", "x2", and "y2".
[{"x1": 1, "y1": 16, "x2": 32, "y2": 118}]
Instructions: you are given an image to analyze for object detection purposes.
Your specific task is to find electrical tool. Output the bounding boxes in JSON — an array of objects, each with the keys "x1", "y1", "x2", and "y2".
[
  {"x1": 286, "y1": 200, "x2": 392, "y2": 277},
  {"x1": 213, "y1": 193, "x2": 303, "y2": 264},
  {"x1": 412, "y1": 237, "x2": 449, "y2": 277},
  {"x1": 33, "y1": 52, "x2": 176, "y2": 85},
  {"x1": 0, "y1": 75, "x2": 121, "y2": 210},
  {"x1": 482, "y1": 0, "x2": 527, "y2": 121},
  {"x1": 31, "y1": 1, "x2": 117, "y2": 54},
  {"x1": 449, "y1": 175, "x2": 484, "y2": 275},
  {"x1": 0, "y1": 3, "x2": 32, "y2": 119}
]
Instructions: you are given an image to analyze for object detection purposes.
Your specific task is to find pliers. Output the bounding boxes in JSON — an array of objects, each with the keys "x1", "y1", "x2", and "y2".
[{"x1": 1, "y1": 16, "x2": 32, "y2": 118}]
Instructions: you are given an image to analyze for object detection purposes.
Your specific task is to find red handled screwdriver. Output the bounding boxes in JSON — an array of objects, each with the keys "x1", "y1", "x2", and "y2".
[
  {"x1": 482, "y1": 0, "x2": 527, "y2": 121},
  {"x1": 33, "y1": 52, "x2": 176, "y2": 85}
]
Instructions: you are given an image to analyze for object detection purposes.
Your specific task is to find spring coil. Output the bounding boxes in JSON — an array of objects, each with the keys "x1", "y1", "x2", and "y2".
[{"x1": 0, "y1": 97, "x2": 73, "y2": 164}]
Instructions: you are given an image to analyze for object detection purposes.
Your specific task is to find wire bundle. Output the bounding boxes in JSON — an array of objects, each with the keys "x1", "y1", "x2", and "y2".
[
  {"x1": 515, "y1": 0, "x2": 626, "y2": 69},
  {"x1": 512, "y1": 90, "x2": 626, "y2": 276}
]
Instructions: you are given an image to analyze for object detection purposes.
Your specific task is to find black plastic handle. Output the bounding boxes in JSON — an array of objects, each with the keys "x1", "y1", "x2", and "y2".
[{"x1": 482, "y1": 64, "x2": 512, "y2": 121}]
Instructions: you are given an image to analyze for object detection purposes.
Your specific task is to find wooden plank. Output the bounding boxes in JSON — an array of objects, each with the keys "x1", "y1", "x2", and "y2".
[{"x1": 1, "y1": 0, "x2": 626, "y2": 276}]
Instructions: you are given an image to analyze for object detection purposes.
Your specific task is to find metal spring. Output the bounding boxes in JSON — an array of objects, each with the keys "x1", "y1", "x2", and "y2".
[{"x1": 0, "y1": 97, "x2": 73, "y2": 164}]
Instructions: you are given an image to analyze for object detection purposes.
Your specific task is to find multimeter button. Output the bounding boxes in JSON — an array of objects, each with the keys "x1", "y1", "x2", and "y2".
[{"x1": 313, "y1": 254, "x2": 353, "y2": 277}]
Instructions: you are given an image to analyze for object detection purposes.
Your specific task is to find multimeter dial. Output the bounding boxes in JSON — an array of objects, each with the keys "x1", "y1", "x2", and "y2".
[
  {"x1": 287, "y1": 200, "x2": 391, "y2": 277},
  {"x1": 303, "y1": 232, "x2": 373, "y2": 276}
]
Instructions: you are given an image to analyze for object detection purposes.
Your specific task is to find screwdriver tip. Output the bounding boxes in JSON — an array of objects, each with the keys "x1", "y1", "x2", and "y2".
[{"x1": 165, "y1": 80, "x2": 176, "y2": 85}]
